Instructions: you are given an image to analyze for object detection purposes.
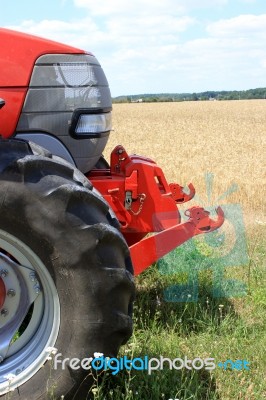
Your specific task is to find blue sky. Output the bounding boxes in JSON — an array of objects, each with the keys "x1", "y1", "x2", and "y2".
[{"x1": 1, "y1": 0, "x2": 266, "y2": 96}]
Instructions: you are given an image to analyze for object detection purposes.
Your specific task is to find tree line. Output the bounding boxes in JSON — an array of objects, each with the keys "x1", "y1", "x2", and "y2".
[{"x1": 113, "y1": 87, "x2": 266, "y2": 103}]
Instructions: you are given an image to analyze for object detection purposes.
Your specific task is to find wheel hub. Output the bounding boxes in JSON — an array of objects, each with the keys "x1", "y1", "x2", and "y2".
[
  {"x1": 0, "y1": 231, "x2": 60, "y2": 396},
  {"x1": 0, "y1": 276, "x2": 6, "y2": 309}
]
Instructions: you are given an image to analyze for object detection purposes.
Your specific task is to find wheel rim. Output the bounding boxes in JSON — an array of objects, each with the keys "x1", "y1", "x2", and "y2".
[{"x1": 0, "y1": 229, "x2": 60, "y2": 394}]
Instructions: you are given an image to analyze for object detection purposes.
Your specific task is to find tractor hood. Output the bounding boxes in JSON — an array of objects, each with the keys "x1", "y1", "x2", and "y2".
[{"x1": 0, "y1": 28, "x2": 87, "y2": 87}]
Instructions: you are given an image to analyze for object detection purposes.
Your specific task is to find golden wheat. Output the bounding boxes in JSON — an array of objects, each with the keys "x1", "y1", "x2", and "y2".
[{"x1": 104, "y1": 100, "x2": 265, "y2": 233}]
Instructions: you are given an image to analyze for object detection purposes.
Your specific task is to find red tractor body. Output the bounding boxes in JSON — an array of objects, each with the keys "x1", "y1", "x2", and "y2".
[{"x1": 0, "y1": 28, "x2": 223, "y2": 398}]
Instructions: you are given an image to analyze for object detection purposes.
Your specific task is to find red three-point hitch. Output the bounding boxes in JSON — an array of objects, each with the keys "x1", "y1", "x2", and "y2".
[{"x1": 89, "y1": 145, "x2": 225, "y2": 275}]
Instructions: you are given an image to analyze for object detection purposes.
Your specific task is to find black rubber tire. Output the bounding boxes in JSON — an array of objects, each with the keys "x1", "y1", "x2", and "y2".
[{"x1": 0, "y1": 138, "x2": 134, "y2": 399}]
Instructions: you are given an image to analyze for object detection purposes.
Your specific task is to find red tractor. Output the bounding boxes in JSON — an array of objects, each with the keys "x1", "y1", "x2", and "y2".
[{"x1": 0, "y1": 28, "x2": 224, "y2": 399}]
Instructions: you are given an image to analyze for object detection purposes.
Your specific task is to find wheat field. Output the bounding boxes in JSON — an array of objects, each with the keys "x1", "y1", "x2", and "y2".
[
  {"x1": 93, "y1": 100, "x2": 266, "y2": 399},
  {"x1": 104, "y1": 100, "x2": 266, "y2": 234}
]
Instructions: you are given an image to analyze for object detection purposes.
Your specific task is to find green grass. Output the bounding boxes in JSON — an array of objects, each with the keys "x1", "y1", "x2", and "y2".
[{"x1": 89, "y1": 227, "x2": 266, "y2": 400}]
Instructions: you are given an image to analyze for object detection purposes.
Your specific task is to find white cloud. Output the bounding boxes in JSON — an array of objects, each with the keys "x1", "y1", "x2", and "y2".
[
  {"x1": 104, "y1": 15, "x2": 195, "y2": 50},
  {"x1": 5, "y1": 3, "x2": 266, "y2": 95},
  {"x1": 74, "y1": 0, "x2": 183, "y2": 16},
  {"x1": 207, "y1": 14, "x2": 266, "y2": 37},
  {"x1": 74, "y1": 0, "x2": 228, "y2": 16}
]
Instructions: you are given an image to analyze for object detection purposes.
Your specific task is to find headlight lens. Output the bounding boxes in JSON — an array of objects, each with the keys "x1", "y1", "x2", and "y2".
[{"x1": 75, "y1": 112, "x2": 112, "y2": 135}]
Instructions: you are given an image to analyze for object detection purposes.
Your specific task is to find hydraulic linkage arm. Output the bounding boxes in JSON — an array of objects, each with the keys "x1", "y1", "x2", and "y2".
[
  {"x1": 130, "y1": 206, "x2": 224, "y2": 275},
  {"x1": 89, "y1": 146, "x2": 225, "y2": 276}
]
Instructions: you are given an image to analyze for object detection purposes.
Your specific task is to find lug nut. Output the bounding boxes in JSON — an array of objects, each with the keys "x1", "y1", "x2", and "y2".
[
  {"x1": 0, "y1": 269, "x2": 8, "y2": 278},
  {"x1": 34, "y1": 284, "x2": 41, "y2": 294},
  {"x1": 29, "y1": 272, "x2": 36, "y2": 282},
  {"x1": 7, "y1": 289, "x2": 16, "y2": 297},
  {"x1": 1, "y1": 308, "x2": 8, "y2": 316}
]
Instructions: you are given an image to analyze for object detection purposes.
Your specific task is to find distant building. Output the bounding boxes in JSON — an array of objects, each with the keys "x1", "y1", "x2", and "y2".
[{"x1": 131, "y1": 98, "x2": 143, "y2": 103}]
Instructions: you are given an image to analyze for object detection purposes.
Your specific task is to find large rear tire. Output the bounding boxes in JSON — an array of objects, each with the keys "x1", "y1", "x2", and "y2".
[{"x1": 0, "y1": 139, "x2": 134, "y2": 399}]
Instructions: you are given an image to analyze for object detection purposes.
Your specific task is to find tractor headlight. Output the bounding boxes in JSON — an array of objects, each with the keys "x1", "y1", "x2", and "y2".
[{"x1": 70, "y1": 109, "x2": 112, "y2": 139}]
